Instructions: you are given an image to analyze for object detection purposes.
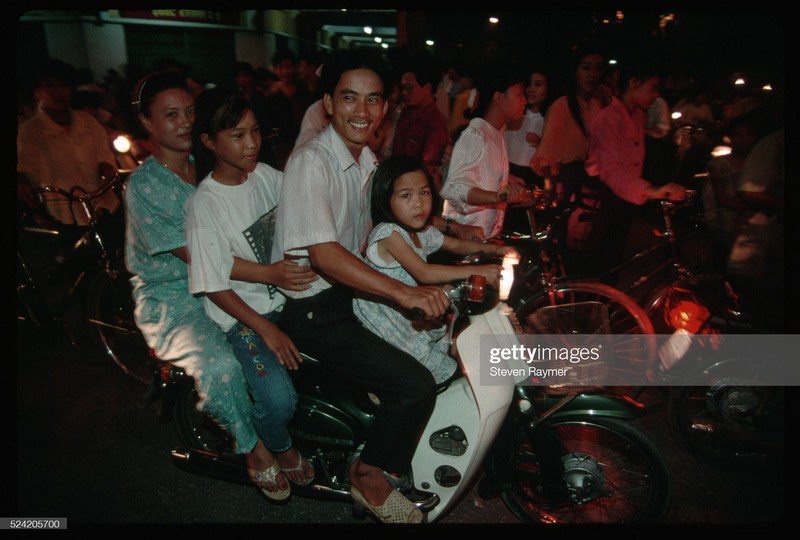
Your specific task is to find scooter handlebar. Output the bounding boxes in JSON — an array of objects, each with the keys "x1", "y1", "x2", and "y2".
[
  {"x1": 407, "y1": 278, "x2": 488, "y2": 321},
  {"x1": 409, "y1": 307, "x2": 427, "y2": 321}
]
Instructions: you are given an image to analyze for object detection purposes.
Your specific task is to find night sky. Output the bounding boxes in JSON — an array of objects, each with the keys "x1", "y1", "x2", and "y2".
[{"x1": 420, "y1": 10, "x2": 785, "y2": 90}]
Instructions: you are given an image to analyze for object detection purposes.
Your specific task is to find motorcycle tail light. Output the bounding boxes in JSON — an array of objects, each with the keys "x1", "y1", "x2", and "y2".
[{"x1": 664, "y1": 288, "x2": 711, "y2": 334}]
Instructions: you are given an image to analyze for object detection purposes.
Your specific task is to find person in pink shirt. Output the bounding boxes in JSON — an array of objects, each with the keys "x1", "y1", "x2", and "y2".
[
  {"x1": 573, "y1": 53, "x2": 686, "y2": 275},
  {"x1": 531, "y1": 42, "x2": 609, "y2": 203}
]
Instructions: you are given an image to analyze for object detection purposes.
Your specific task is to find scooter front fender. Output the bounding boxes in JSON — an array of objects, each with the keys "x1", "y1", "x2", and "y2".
[
  {"x1": 518, "y1": 387, "x2": 648, "y2": 421},
  {"x1": 411, "y1": 303, "x2": 520, "y2": 522}
]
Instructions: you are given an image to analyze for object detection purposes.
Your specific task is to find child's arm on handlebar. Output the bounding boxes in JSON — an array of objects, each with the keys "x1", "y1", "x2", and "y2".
[
  {"x1": 440, "y1": 234, "x2": 519, "y2": 261},
  {"x1": 309, "y1": 241, "x2": 449, "y2": 319},
  {"x1": 381, "y1": 231, "x2": 503, "y2": 288}
]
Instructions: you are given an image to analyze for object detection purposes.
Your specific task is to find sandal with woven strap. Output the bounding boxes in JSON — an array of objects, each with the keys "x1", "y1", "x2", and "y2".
[
  {"x1": 350, "y1": 485, "x2": 424, "y2": 523},
  {"x1": 249, "y1": 461, "x2": 291, "y2": 501},
  {"x1": 280, "y1": 450, "x2": 316, "y2": 486}
]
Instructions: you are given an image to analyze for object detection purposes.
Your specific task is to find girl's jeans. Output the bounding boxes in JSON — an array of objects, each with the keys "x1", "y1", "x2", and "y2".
[{"x1": 226, "y1": 311, "x2": 297, "y2": 453}]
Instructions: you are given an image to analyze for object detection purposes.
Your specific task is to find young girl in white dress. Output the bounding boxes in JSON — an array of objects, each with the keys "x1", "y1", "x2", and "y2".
[{"x1": 354, "y1": 156, "x2": 519, "y2": 383}]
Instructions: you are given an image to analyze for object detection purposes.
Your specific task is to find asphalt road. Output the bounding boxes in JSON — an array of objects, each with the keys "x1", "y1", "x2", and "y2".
[{"x1": 11, "y1": 321, "x2": 785, "y2": 532}]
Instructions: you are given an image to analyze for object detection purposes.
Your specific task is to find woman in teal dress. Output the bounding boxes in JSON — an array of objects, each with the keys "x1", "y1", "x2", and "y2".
[{"x1": 124, "y1": 70, "x2": 308, "y2": 500}]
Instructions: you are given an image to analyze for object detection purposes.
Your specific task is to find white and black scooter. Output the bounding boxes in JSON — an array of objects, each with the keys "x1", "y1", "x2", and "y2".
[{"x1": 164, "y1": 254, "x2": 671, "y2": 524}]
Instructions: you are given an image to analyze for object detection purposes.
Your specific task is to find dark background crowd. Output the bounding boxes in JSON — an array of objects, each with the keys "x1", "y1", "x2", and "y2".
[{"x1": 15, "y1": 9, "x2": 788, "y2": 331}]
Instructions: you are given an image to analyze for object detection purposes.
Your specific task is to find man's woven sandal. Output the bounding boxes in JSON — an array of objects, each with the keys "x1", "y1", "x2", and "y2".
[
  {"x1": 350, "y1": 485, "x2": 423, "y2": 523},
  {"x1": 249, "y1": 461, "x2": 291, "y2": 501}
]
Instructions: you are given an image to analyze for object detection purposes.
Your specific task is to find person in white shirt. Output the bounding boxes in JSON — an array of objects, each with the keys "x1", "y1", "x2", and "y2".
[
  {"x1": 440, "y1": 63, "x2": 531, "y2": 239},
  {"x1": 186, "y1": 88, "x2": 318, "y2": 500},
  {"x1": 503, "y1": 68, "x2": 549, "y2": 232},
  {"x1": 505, "y1": 68, "x2": 549, "y2": 186},
  {"x1": 272, "y1": 48, "x2": 449, "y2": 523},
  {"x1": 293, "y1": 98, "x2": 329, "y2": 148}
]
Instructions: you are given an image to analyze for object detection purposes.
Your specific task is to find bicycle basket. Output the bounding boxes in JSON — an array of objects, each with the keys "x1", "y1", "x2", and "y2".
[
  {"x1": 527, "y1": 301, "x2": 611, "y2": 335},
  {"x1": 523, "y1": 302, "x2": 612, "y2": 386}
]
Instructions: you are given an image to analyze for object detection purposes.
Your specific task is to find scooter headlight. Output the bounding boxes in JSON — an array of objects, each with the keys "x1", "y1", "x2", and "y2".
[{"x1": 499, "y1": 252, "x2": 519, "y2": 301}]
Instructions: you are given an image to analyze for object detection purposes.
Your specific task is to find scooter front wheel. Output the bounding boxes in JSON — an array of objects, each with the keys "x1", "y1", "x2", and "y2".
[{"x1": 501, "y1": 415, "x2": 671, "y2": 524}]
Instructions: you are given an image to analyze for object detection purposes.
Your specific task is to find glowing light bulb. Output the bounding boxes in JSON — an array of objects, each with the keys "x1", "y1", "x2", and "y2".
[
  {"x1": 499, "y1": 252, "x2": 520, "y2": 301},
  {"x1": 113, "y1": 135, "x2": 131, "y2": 153}
]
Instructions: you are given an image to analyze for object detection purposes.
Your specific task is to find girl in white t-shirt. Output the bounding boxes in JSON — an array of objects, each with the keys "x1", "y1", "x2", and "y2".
[
  {"x1": 505, "y1": 68, "x2": 549, "y2": 185},
  {"x1": 186, "y1": 88, "x2": 317, "y2": 500},
  {"x1": 354, "y1": 156, "x2": 518, "y2": 383},
  {"x1": 503, "y1": 68, "x2": 549, "y2": 232}
]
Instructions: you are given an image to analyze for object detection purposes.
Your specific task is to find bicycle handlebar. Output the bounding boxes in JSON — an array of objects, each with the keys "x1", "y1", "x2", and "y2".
[
  {"x1": 31, "y1": 172, "x2": 125, "y2": 228},
  {"x1": 35, "y1": 171, "x2": 123, "y2": 204}
]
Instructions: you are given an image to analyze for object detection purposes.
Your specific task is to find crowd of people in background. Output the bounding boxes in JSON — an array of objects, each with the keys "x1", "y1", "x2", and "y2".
[
  {"x1": 17, "y1": 36, "x2": 786, "y2": 522},
  {"x1": 16, "y1": 44, "x2": 784, "y2": 206}
]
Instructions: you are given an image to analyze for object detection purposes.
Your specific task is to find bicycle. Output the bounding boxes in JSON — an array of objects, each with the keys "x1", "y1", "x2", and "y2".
[
  {"x1": 576, "y1": 188, "x2": 784, "y2": 467},
  {"x1": 595, "y1": 188, "x2": 753, "y2": 341},
  {"x1": 17, "y1": 172, "x2": 154, "y2": 384},
  {"x1": 493, "y1": 190, "x2": 659, "y2": 388}
]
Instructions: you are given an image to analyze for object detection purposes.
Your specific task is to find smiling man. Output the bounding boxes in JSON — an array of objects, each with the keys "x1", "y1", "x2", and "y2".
[{"x1": 272, "y1": 48, "x2": 450, "y2": 523}]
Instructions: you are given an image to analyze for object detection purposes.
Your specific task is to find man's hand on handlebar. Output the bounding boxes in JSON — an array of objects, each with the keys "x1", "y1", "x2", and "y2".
[
  {"x1": 493, "y1": 244, "x2": 521, "y2": 260},
  {"x1": 647, "y1": 182, "x2": 687, "y2": 202},
  {"x1": 531, "y1": 157, "x2": 558, "y2": 179},
  {"x1": 498, "y1": 175, "x2": 530, "y2": 205},
  {"x1": 398, "y1": 284, "x2": 451, "y2": 320}
]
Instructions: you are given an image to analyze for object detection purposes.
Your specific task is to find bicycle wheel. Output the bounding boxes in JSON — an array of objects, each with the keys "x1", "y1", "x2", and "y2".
[
  {"x1": 17, "y1": 251, "x2": 53, "y2": 330},
  {"x1": 501, "y1": 415, "x2": 671, "y2": 524},
  {"x1": 514, "y1": 281, "x2": 657, "y2": 387},
  {"x1": 86, "y1": 270, "x2": 155, "y2": 385}
]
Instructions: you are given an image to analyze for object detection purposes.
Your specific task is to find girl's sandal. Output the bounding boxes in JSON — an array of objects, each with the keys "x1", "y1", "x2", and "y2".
[
  {"x1": 281, "y1": 451, "x2": 316, "y2": 486},
  {"x1": 249, "y1": 461, "x2": 291, "y2": 501},
  {"x1": 350, "y1": 485, "x2": 424, "y2": 523}
]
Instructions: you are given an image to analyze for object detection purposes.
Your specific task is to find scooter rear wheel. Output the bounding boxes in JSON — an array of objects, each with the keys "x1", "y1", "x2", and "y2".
[{"x1": 173, "y1": 381, "x2": 237, "y2": 455}]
